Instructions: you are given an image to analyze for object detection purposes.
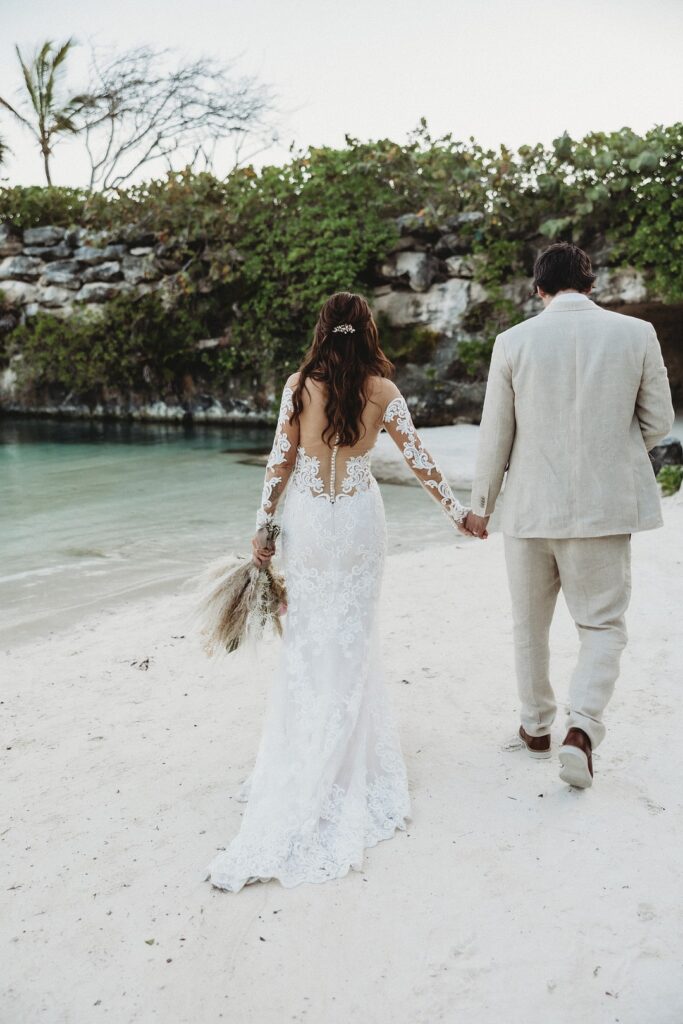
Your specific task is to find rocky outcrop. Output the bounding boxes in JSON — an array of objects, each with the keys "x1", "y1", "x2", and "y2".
[
  {"x1": 0, "y1": 226, "x2": 166, "y2": 319},
  {"x1": 374, "y1": 277, "x2": 472, "y2": 333},
  {"x1": 650, "y1": 437, "x2": 683, "y2": 476},
  {"x1": 1, "y1": 217, "x2": 681, "y2": 425},
  {"x1": 371, "y1": 218, "x2": 682, "y2": 423},
  {"x1": 0, "y1": 361, "x2": 273, "y2": 425}
]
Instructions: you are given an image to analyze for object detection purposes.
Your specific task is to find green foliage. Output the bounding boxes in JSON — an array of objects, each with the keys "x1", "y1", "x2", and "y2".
[
  {"x1": 8, "y1": 289, "x2": 237, "y2": 401},
  {"x1": 2, "y1": 126, "x2": 681, "y2": 288},
  {"x1": 523, "y1": 124, "x2": 683, "y2": 301},
  {"x1": 471, "y1": 240, "x2": 523, "y2": 287},
  {"x1": 375, "y1": 316, "x2": 439, "y2": 364},
  {"x1": 656, "y1": 464, "x2": 683, "y2": 496},
  {"x1": 0, "y1": 185, "x2": 93, "y2": 227},
  {"x1": 1, "y1": 122, "x2": 682, "y2": 394},
  {"x1": 455, "y1": 337, "x2": 495, "y2": 379},
  {"x1": 222, "y1": 146, "x2": 402, "y2": 368}
]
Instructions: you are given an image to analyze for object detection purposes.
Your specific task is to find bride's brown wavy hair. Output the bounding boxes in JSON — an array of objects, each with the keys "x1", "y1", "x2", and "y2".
[{"x1": 291, "y1": 292, "x2": 394, "y2": 447}]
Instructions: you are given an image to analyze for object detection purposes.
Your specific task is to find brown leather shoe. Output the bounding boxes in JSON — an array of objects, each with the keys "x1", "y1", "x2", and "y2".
[
  {"x1": 559, "y1": 727, "x2": 594, "y2": 789},
  {"x1": 518, "y1": 724, "x2": 551, "y2": 759}
]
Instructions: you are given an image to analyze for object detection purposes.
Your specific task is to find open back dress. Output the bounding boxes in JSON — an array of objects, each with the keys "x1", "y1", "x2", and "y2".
[{"x1": 204, "y1": 374, "x2": 468, "y2": 891}]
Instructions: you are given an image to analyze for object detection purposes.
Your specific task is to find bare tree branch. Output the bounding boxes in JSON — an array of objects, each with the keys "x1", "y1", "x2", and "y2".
[{"x1": 78, "y1": 45, "x2": 275, "y2": 192}]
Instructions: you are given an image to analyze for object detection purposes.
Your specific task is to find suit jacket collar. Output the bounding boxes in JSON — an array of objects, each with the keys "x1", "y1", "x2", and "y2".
[{"x1": 543, "y1": 292, "x2": 596, "y2": 313}]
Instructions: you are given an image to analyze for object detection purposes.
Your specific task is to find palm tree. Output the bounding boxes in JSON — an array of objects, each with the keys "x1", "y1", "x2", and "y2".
[{"x1": 0, "y1": 39, "x2": 81, "y2": 185}]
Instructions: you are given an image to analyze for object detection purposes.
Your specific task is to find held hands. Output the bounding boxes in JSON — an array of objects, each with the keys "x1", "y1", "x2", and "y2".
[
  {"x1": 253, "y1": 512, "x2": 488, "y2": 558},
  {"x1": 463, "y1": 511, "x2": 489, "y2": 539}
]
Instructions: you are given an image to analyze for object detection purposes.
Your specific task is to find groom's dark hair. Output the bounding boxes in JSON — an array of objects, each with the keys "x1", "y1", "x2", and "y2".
[{"x1": 533, "y1": 242, "x2": 596, "y2": 295}]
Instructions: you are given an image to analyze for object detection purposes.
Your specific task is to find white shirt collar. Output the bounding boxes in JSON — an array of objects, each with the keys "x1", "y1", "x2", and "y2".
[{"x1": 549, "y1": 291, "x2": 590, "y2": 302}]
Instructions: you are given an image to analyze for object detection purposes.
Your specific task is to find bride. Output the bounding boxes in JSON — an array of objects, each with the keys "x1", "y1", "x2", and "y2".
[{"x1": 205, "y1": 291, "x2": 472, "y2": 892}]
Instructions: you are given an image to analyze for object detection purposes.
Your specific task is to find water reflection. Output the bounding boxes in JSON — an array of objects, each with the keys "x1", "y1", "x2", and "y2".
[{"x1": 0, "y1": 415, "x2": 272, "y2": 451}]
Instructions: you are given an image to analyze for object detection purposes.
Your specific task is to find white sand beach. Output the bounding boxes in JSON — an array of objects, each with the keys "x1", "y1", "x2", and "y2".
[{"x1": 2, "y1": 496, "x2": 682, "y2": 1023}]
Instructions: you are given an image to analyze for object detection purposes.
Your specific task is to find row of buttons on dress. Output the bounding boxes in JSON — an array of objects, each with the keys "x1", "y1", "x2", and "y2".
[{"x1": 330, "y1": 433, "x2": 339, "y2": 502}]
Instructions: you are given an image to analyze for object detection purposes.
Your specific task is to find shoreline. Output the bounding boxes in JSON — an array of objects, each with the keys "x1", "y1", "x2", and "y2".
[{"x1": 0, "y1": 420, "x2": 481, "y2": 646}]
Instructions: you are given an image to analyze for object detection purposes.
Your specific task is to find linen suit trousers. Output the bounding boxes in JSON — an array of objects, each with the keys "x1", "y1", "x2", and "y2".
[{"x1": 503, "y1": 534, "x2": 632, "y2": 748}]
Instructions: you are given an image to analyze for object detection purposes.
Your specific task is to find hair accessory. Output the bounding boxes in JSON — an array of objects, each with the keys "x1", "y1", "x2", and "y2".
[{"x1": 332, "y1": 323, "x2": 355, "y2": 334}]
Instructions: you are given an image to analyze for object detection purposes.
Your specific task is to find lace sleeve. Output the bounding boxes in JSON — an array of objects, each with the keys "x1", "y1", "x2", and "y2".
[
  {"x1": 383, "y1": 394, "x2": 469, "y2": 528},
  {"x1": 255, "y1": 382, "x2": 299, "y2": 530}
]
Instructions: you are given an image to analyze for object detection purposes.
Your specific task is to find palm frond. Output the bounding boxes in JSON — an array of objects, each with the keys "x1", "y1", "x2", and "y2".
[
  {"x1": 52, "y1": 112, "x2": 79, "y2": 133},
  {"x1": 0, "y1": 94, "x2": 31, "y2": 129},
  {"x1": 15, "y1": 45, "x2": 39, "y2": 113},
  {"x1": 53, "y1": 38, "x2": 75, "y2": 69},
  {"x1": 8, "y1": 38, "x2": 80, "y2": 181}
]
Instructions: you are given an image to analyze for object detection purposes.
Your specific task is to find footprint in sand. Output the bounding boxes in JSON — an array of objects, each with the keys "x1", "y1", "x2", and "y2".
[
  {"x1": 410, "y1": 933, "x2": 485, "y2": 1018},
  {"x1": 642, "y1": 797, "x2": 665, "y2": 815},
  {"x1": 637, "y1": 903, "x2": 656, "y2": 922},
  {"x1": 500, "y1": 735, "x2": 525, "y2": 753}
]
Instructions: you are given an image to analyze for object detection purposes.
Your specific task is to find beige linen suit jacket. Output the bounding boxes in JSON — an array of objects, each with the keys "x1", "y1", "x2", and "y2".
[{"x1": 470, "y1": 292, "x2": 675, "y2": 537}]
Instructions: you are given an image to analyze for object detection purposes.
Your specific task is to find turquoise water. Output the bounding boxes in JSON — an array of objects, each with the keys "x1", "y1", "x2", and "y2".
[
  {"x1": 0, "y1": 417, "x2": 467, "y2": 643},
  {"x1": 6, "y1": 413, "x2": 678, "y2": 645}
]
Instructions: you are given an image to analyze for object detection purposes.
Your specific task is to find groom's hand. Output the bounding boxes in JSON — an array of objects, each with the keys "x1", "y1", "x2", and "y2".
[{"x1": 465, "y1": 511, "x2": 489, "y2": 539}]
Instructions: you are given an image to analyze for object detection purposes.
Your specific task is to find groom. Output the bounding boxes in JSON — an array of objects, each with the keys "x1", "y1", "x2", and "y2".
[{"x1": 465, "y1": 242, "x2": 674, "y2": 788}]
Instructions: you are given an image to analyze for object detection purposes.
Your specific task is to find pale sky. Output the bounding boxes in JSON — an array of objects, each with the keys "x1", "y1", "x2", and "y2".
[{"x1": 0, "y1": 0, "x2": 681, "y2": 187}]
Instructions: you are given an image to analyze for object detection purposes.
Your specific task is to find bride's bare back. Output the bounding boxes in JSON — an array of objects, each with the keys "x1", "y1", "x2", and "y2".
[
  {"x1": 255, "y1": 372, "x2": 469, "y2": 528},
  {"x1": 295, "y1": 375, "x2": 392, "y2": 498}
]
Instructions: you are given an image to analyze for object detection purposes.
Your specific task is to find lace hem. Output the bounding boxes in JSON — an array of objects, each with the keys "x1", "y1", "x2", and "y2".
[{"x1": 204, "y1": 803, "x2": 410, "y2": 893}]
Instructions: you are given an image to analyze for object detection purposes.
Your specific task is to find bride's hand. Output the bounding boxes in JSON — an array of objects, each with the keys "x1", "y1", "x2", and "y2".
[{"x1": 252, "y1": 534, "x2": 275, "y2": 568}]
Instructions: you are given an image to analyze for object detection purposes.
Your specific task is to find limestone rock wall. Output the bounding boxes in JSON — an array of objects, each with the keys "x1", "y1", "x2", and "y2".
[
  {"x1": 0, "y1": 222, "x2": 268, "y2": 424},
  {"x1": 0, "y1": 223, "x2": 171, "y2": 322},
  {"x1": 368, "y1": 217, "x2": 680, "y2": 422},
  {"x1": 1, "y1": 218, "x2": 680, "y2": 425}
]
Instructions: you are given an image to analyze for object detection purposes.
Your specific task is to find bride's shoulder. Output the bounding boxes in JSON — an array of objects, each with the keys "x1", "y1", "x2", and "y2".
[
  {"x1": 368, "y1": 376, "x2": 401, "y2": 409},
  {"x1": 285, "y1": 371, "x2": 301, "y2": 390},
  {"x1": 366, "y1": 377, "x2": 404, "y2": 428},
  {"x1": 368, "y1": 376, "x2": 399, "y2": 398}
]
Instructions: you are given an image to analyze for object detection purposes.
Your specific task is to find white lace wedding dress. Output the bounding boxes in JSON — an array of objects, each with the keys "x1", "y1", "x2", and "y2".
[{"x1": 204, "y1": 378, "x2": 468, "y2": 892}]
